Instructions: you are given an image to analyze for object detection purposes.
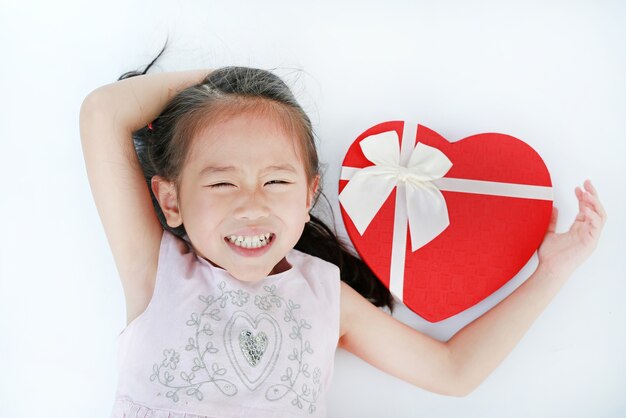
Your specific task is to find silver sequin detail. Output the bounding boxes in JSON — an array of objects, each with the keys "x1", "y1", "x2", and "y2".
[{"x1": 239, "y1": 329, "x2": 268, "y2": 367}]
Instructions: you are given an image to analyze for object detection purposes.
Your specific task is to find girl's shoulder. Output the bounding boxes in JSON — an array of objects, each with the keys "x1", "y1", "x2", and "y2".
[
  {"x1": 162, "y1": 229, "x2": 194, "y2": 256},
  {"x1": 287, "y1": 249, "x2": 342, "y2": 307}
]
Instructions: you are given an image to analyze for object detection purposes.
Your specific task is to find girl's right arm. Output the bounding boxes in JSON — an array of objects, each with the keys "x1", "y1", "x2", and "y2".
[
  {"x1": 79, "y1": 70, "x2": 210, "y2": 317},
  {"x1": 338, "y1": 181, "x2": 605, "y2": 396}
]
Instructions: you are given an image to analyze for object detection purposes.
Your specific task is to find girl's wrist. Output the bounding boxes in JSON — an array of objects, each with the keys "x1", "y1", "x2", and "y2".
[{"x1": 535, "y1": 259, "x2": 572, "y2": 284}]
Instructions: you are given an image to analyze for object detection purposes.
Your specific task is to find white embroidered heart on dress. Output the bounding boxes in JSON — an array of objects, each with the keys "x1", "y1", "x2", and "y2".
[{"x1": 224, "y1": 311, "x2": 282, "y2": 391}]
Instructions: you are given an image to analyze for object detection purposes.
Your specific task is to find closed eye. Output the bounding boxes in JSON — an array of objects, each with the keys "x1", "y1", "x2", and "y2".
[
  {"x1": 209, "y1": 183, "x2": 234, "y2": 188},
  {"x1": 265, "y1": 180, "x2": 291, "y2": 186}
]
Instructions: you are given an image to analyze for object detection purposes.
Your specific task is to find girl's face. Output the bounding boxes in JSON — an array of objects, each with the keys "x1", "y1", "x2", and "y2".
[{"x1": 156, "y1": 110, "x2": 318, "y2": 283}]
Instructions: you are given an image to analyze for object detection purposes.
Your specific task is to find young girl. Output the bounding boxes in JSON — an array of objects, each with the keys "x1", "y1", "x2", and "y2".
[{"x1": 79, "y1": 48, "x2": 607, "y2": 417}]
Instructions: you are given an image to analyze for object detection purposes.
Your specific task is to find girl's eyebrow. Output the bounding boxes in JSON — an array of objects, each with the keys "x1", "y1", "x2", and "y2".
[{"x1": 199, "y1": 163, "x2": 297, "y2": 176}]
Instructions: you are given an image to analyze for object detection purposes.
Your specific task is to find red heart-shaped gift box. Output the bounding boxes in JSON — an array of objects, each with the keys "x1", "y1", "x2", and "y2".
[{"x1": 338, "y1": 121, "x2": 553, "y2": 322}]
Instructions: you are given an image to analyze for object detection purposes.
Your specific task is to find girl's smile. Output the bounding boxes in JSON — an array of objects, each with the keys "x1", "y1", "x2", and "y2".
[
  {"x1": 226, "y1": 232, "x2": 273, "y2": 248},
  {"x1": 224, "y1": 232, "x2": 276, "y2": 257}
]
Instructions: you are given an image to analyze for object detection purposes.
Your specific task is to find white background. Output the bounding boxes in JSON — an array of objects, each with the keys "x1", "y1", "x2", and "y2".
[{"x1": 1, "y1": 1, "x2": 625, "y2": 417}]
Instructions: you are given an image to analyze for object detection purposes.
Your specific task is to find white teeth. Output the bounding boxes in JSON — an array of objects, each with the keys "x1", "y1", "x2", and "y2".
[{"x1": 227, "y1": 233, "x2": 272, "y2": 248}]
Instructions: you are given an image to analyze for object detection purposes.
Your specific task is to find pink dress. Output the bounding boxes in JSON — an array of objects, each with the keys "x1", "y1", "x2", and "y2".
[{"x1": 110, "y1": 230, "x2": 341, "y2": 417}]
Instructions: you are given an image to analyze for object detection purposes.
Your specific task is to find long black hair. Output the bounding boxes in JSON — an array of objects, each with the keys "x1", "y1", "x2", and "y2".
[{"x1": 120, "y1": 40, "x2": 394, "y2": 311}]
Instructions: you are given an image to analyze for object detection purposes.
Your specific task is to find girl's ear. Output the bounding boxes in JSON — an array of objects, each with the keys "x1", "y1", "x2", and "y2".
[
  {"x1": 151, "y1": 176, "x2": 183, "y2": 227},
  {"x1": 306, "y1": 175, "x2": 320, "y2": 214}
]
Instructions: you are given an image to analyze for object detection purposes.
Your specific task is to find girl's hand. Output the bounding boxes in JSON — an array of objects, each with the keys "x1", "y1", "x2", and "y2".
[{"x1": 537, "y1": 179, "x2": 607, "y2": 278}]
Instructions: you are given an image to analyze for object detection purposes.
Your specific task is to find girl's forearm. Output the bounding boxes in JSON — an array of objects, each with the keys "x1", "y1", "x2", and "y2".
[
  {"x1": 447, "y1": 265, "x2": 570, "y2": 395},
  {"x1": 85, "y1": 69, "x2": 212, "y2": 132}
]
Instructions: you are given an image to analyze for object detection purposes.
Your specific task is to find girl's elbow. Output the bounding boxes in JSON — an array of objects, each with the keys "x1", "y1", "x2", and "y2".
[
  {"x1": 449, "y1": 384, "x2": 475, "y2": 398},
  {"x1": 416, "y1": 370, "x2": 475, "y2": 397},
  {"x1": 79, "y1": 91, "x2": 106, "y2": 127},
  {"x1": 419, "y1": 380, "x2": 472, "y2": 397},
  {"x1": 436, "y1": 381, "x2": 472, "y2": 398},
  {"x1": 445, "y1": 370, "x2": 478, "y2": 397},
  {"x1": 445, "y1": 353, "x2": 480, "y2": 397}
]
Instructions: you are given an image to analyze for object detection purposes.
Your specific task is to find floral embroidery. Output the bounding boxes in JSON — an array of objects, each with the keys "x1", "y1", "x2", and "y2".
[
  {"x1": 230, "y1": 289, "x2": 250, "y2": 307},
  {"x1": 254, "y1": 295, "x2": 272, "y2": 310},
  {"x1": 149, "y1": 281, "x2": 246, "y2": 402},
  {"x1": 261, "y1": 285, "x2": 321, "y2": 414},
  {"x1": 149, "y1": 280, "x2": 322, "y2": 414},
  {"x1": 161, "y1": 349, "x2": 180, "y2": 370}
]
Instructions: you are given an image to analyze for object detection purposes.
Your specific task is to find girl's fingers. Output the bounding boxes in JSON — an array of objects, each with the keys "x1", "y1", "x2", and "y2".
[
  {"x1": 584, "y1": 179, "x2": 599, "y2": 198},
  {"x1": 584, "y1": 207, "x2": 603, "y2": 238},
  {"x1": 583, "y1": 209, "x2": 602, "y2": 240},
  {"x1": 582, "y1": 188, "x2": 607, "y2": 222},
  {"x1": 575, "y1": 186, "x2": 585, "y2": 214},
  {"x1": 575, "y1": 180, "x2": 606, "y2": 222}
]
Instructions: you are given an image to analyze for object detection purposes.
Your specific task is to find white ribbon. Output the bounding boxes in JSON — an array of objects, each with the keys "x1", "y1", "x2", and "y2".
[{"x1": 338, "y1": 130, "x2": 454, "y2": 251}]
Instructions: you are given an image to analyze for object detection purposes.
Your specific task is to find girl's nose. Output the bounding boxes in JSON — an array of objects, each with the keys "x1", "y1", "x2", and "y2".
[{"x1": 233, "y1": 188, "x2": 270, "y2": 220}]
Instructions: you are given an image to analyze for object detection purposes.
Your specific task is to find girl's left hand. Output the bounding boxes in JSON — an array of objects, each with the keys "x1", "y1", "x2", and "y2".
[{"x1": 537, "y1": 179, "x2": 607, "y2": 278}]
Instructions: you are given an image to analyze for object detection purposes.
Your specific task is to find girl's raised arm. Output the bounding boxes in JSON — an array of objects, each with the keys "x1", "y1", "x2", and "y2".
[{"x1": 79, "y1": 69, "x2": 210, "y2": 325}]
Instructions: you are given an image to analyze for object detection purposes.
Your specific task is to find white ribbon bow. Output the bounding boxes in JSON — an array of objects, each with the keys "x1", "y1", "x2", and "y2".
[{"x1": 339, "y1": 130, "x2": 453, "y2": 252}]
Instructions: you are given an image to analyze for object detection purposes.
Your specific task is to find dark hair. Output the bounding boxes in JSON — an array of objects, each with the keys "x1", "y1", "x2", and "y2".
[{"x1": 120, "y1": 41, "x2": 394, "y2": 311}]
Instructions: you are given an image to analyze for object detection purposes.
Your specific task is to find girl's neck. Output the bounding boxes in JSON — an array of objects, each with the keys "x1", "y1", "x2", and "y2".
[{"x1": 269, "y1": 257, "x2": 292, "y2": 275}]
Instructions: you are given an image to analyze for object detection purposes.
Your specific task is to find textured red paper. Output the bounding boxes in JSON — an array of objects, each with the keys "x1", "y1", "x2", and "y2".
[{"x1": 339, "y1": 122, "x2": 553, "y2": 322}]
